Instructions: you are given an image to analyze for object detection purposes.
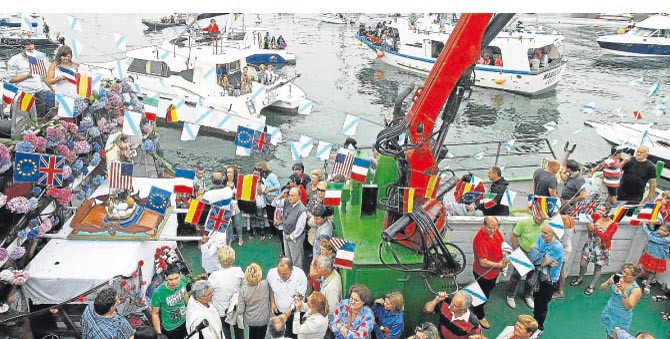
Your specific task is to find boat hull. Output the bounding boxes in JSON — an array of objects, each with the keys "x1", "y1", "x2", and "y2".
[
  {"x1": 597, "y1": 40, "x2": 670, "y2": 57},
  {"x1": 0, "y1": 36, "x2": 60, "y2": 48},
  {"x1": 358, "y1": 35, "x2": 564, "y2": 96}
]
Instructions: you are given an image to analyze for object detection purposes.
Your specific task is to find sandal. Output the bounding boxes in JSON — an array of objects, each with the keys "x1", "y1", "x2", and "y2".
[
  {"x1": 663, "y1": 312, "x2": 670, "y2": 321},
  {"x1": 584, "y1": 287, "x2": 595, "y2": 296},
  {"x1": 652, "y1": 295, "x2": 669, "y2": 302},
  {"x1": 570, "y1": 279, "x2": 583, "y2": 286}
]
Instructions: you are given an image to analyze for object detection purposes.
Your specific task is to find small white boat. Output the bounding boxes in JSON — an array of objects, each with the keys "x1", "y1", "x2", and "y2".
[
  {"x1": 595, "y1": 13, "x2": 634, "y2": 21},
  {"x1": 597, "y1": 14, "x2": 670, "y2": 57},
  {"x1": 320, "y1": 14, "x2": 350, "y2": 25},
  {"x1": 356, "y1": 15, "x2": 567, "y2": 96},
  {"x1": 585, "y1": 120, "x2": 670, "y2": 179}
]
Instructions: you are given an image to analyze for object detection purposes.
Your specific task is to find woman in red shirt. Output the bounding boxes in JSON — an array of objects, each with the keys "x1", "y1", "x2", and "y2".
[
  {"x1": 570, "y1": 205, "x2": 618, "y2": 296},
  {"x1": 472, "y1": 216, "x2": 509, "y2": 329}
]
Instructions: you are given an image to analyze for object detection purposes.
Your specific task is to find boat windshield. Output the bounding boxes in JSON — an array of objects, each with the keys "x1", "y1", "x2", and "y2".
[
  {"x1": 629, "y1": 27, "x2": 658, "y2": 37},
  {"x1": 127, "y1": 58, "x2": 170, "y2": 77}
]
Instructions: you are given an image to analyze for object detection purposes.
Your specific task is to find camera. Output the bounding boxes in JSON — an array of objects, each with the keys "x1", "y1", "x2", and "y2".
[{"x1": 613, "y1": 274, "x2": 622, "y2": 284}]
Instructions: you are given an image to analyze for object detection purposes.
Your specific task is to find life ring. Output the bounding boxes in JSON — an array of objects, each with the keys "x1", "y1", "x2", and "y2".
[
  {"x1": 494, "y1": 78, "x2": 505, "y2": 85},
  {"x1": 377, "y1": 50, "x2": 385, "y2": 58}
]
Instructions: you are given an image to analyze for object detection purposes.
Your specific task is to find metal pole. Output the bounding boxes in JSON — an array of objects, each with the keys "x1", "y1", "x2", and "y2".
[{"x1": 38, "y1": 234, "x2": 203, "y2": 241}]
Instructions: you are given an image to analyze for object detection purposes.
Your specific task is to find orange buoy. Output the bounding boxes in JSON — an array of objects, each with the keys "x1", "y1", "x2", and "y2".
[
  {"x1": 494, "y1": 78, "x2": 505, "y2": 85},
  {"x1": 375, "y1": 70, "x2": 383, "y2": 80},
  {"x1": 377, "y1": 50, "x2": 385, "y2": 58}
]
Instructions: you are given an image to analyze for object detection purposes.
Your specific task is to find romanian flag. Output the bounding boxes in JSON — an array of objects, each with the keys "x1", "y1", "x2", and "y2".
[
  {"x1": 143, "y1": 96, "x2": 158, "y2": 121},
  {"x1": 400, "y1": 187, "x2": 415, "y2": 214},
  {"x1": 75, "y1": 73, "x2": 92, "y2": 98},
  {"x1": 17, "y1": 92, "x2": 35, "y2": 112},
  {"x1": 236, "y1": 174, "x2": 259, "y2": 202},
  {"x1": 166, "y1": 104, "x2": 178, "y2": 122},
  {"x1": 185, "y1": 199, "x2": 211, "y2": 226},
  {"x1": 425, "y1": 175, "x2": 440, "y2": 198}
]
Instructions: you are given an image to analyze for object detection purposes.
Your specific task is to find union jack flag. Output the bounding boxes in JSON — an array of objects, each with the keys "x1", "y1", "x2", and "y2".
[
  {"x1": 38, "y1": 154, "x2": 65, "y2": 186},
  {"x1": 27, "y1": 55, "x2": 47, "y2": 76},
  {"x1": 109, "y1": 161, "x2": 133, "y2": 191}
]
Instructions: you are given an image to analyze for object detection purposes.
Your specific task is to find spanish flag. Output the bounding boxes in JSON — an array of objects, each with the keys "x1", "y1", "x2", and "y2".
[
  {"x1": 185, "y1": 199, "x2": 211, "y2": 226},
  {"x1": 166, "y1": 104, "x2": 178, "y2": 122},
  {"x1": 75, "y1": 73, "x2": 92, "y2": 99},
  {"x1": 18, "y1": 92, "x2": 35, "y2": 112},
  {"x1": 401, "y1": 187, "x2": 415, "y2": 214},
  {"x1": 235, "y1": 174, "x2": 258, "y2": 202},
  {"x1": 425, "y1": 175, "x2": 440, "y2": 198}
]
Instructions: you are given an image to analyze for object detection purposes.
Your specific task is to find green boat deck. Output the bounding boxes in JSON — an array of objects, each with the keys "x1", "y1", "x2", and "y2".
[{"x1": 181, "y1": 231, "x2": 670, "y2": 338}]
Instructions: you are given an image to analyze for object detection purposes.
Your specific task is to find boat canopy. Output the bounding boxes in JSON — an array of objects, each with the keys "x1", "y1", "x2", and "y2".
[{"x1": 637, "y1": 14, "x2": 670, "y2": 30}]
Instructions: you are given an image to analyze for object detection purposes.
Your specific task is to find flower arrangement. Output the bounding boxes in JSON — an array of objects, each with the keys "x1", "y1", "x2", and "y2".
[
  {"x1": 15, "y1": 140, "x2": 35, "y2": 153},
  {"x1": 0, "y1": 143, "x2": 10, "y2": 173},
  {"x1": 0, "y1": 248, "x2": 7, "y2": 261},
  {"x1": 23, "y1": 133, "x2": 47, "y2": 153},
  {"x1": 73, "y1": 141, "x2": 91, "y2": 154},
  {"x1": 141, "y1": 139, "x2": 157, "y2": 154},
  {"x1": 46, "y1": 126, "x2": 66, "y2": 147},
  {"x1": 8, "y1": 246, "x2": 26, "y2": 260},
  {"x1": 0, "y1": 269, "x2": 30, "y2": 286},
  {"x1": 7, "y1": 197, "x2": 32, "y2": 214},
  {"x1": 153, "y1": 245, "x2": 179, "y2": 275},
  {"x1": 46, "y1": 187, "x2": 73, "y2": 205}
]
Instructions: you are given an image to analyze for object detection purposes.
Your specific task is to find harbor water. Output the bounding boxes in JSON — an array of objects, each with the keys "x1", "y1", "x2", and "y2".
[{"x1": 5, "y1": 13, "x2": 670, "y2": 181}]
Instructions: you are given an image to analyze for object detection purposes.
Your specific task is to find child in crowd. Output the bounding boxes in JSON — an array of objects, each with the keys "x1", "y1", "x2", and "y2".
[
  {"x1": 589, "y1": 147, "x2": 623, "y2": 206},
  {"x1": 639, "y1": 223, "x2": 670, "y2": 294}
]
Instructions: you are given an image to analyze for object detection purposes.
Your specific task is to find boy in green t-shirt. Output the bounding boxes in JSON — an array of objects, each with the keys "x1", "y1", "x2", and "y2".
[
  {"x1": 151, "y1": 264, "x2": 189, "y2": 339},
  {"x1": 504, "y1": 213, "x2": 545, "y2": 310}
]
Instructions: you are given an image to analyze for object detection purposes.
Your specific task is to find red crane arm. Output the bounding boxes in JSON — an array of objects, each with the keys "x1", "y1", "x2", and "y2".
[{"x1": 405, "y1": 14, "x2": 493, "y2": 195}]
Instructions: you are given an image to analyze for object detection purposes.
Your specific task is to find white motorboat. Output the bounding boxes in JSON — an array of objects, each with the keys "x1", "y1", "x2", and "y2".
[
  {"x1": 320, "y1": 14, "x2": 352, "y2": 25},
  {"x1": 356, "y1": 15, "x2": 567, "y2": 96},
  {"x1": 585, "y1": 120, "x2": 670, "y2": 179},
  {"x1": 595, "y1": 13, "x2": 634, "y2": 21},
  {"x1": 597, "y1": 14, "x2": 670, "y2": 57},
  {"x1": 81, "y1": 37, "x2": 312, "y2": 135}
]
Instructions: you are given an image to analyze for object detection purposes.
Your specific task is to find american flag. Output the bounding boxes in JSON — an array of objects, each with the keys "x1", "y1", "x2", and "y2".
[
  {"x1": 109, "y1": 161, "x2": 134, "y2": 191},
  {"x1": 331, "y1": 149, "x2": 354, "y2": 178},
  {"x1": 329, "y1": 237, "x2": 348, "y2": 250},
  {"x1": 27, "y1": 55, "x2": 47, "y2": 76}
]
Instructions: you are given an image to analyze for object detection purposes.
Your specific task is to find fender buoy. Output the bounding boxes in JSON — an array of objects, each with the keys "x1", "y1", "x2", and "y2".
[
  {"x1": 494, "y1": 78, "x2": 505, "y2": 85},
  {"x1": 617, "y1": 27, "x2": 626, "y2": 34},
  {"x1": 377, "y1": 50, "x2": 385, "y2": 58},
  {"x1": 357, "y1": 40, "x2": 362, "y2": 46}
]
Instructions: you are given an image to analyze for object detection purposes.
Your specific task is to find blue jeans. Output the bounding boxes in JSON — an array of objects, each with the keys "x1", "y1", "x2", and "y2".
[{"x1": 226, "y1": 213, "x2": 243, "y2": 243}]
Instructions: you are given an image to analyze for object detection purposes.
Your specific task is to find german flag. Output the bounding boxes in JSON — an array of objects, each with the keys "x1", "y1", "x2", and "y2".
[
  {"x1": 185, "y1": 200, "x2": 211, "y2": 226},
  {"x1": 236, "y1": 174, "x2": 258, "y2": 202},
  {"x1": 166, "y1": 104, "x2": 178, "y2": 122},
  {"x1": 76, "y1": 73, "x2": 92, "y2": 98},
  {"x1": 400, "y1": 187, "x2": 415, "y2": 214},
  {"x1": 18, "y1": 92, "x2": 35, "y2": 112}
]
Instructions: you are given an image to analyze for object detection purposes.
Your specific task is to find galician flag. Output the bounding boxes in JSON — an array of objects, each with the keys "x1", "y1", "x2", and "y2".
[
  {"x1": 464, "y1": 281, "x2": 488, "y2": 307},
  {"x1": 509, "y1": 248, "x2": 534, "y2": 277},
  {"x1": 501, "y1": 189, "x2": 516, "y2": 207},
  {"x1": 122, "y1": 110, "x2": 142, "y2": 136}
]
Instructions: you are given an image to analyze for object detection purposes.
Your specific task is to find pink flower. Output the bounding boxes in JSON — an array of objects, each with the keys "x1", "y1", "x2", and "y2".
[
  {"x1": 60, "y1": 120, "x2": 78, "y2": 134},
  {"x1": 46, "y1": 187, "x2": 72, "y2": 205},
  {"x1": 73, "y1": 141, "x2": 91, "y2": 154}
]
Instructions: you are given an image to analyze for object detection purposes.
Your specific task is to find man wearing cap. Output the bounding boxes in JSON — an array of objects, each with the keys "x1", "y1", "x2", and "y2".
[
  {"x1": 559, "y1": 160, "x2": 585, "y2": 204},
  {"x1": 527, "y1": 224, "x2": 564, "y2": 336},
  {"x1": 618, "y1": 146, "x2": 657, "y2": 205}
]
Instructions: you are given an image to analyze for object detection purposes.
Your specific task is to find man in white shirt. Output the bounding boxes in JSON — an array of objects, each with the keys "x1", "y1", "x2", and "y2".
[
  {"x1": 202, "y1": 172, "x2": 231, "y2": 207},
  {"x1": 311, "y1": 255, "x2": 341, "y2": 314},
  {"x1": 268, "y1": 257, "x2": 307, "y2": 339},
  {"x1": 7, "y1": 42, "x2": 52, "y2": 119}
]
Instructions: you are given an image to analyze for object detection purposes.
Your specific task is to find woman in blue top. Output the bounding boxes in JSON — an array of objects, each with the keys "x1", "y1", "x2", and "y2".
[
  {"x1": 371, "y1": 291, "x2": 404, "y2": 339},
  {"x1": 599, "y1": 263, "x2": 643, "y2": 339},
  {"x1": 329, "y1": 284, "x2": 376, "y2": 339}
]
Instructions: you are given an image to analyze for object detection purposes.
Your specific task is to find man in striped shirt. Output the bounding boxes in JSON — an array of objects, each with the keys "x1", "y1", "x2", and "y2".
[{"x1": 589, "y1": 147, "x2": 623, "y2": 205}]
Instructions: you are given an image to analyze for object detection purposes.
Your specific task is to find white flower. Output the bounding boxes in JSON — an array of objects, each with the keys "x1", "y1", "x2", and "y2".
[{"x1": 0, "y1": 269, "x2": 14, "y2": 282}]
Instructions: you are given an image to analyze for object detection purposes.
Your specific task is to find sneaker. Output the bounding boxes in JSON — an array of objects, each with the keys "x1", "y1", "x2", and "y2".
[
  {"x1": 644, "y1": 285, "x2": 651, "y2": 295},
  {"x1": 524, "y1": 296, "x2": 535, "y2": 309},
  {"x1": 552, "y1": 292, "x2": 564, "y2": 300},
  {"x1": 238, "y1": 238, "x2": 244, "y2": 246},
  {"x1": 531, "y1": 329, "x2": 543, "y2": 338},
  {"x1": 249, "y1": 233, "x2": 254, "y2": 240},
  {"x1": 506, "y1": 296, "x2": 516, "y2": 309},
  {"x1": 261, "y1": 233, "x2": 266, "y2": 240},
  {"x1": 479, "y1": 318, "x2": 490, "y2": 329}
]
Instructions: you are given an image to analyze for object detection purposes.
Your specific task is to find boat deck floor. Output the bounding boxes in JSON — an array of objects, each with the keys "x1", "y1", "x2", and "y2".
[{"x1": 180, "y1": 234, "x2": 669, "y2": 338}]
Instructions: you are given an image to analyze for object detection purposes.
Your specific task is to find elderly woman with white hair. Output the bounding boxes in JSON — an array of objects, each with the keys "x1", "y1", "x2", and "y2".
[
  {"x1": 208, "y1": 246, "x2": 245, "y2": 339},
  {"x1": 186, "y1": 280, "x2": 223, "y2": 339}
]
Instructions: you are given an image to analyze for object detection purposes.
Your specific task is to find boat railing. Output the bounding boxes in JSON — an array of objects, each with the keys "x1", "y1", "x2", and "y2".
[{"x1": 441, "y1": 137, "x2": 558, "y2": 177}]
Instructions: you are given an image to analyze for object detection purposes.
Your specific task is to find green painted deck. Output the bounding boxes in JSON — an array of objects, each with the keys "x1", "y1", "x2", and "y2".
[{"x1": 180, "y1": 231, "x2": 670, "y2": 339}]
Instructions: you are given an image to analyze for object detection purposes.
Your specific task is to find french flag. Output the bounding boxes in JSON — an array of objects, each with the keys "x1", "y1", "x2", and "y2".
[
  {"x1": 57, "y1": 66, "x2": 77, "y2": 85},
  {"x1": 174, "y1": 168, "x2": 195, "y2": 195},
  {"x1": 2, "y1": 83, "x2": 19, "y2": 105},
  {"x1": 350, "y1": 157, "x2": 370, "y2": 183},
  {"x1": 334, "y1": 242, "x2": 355, "y2": 269}
]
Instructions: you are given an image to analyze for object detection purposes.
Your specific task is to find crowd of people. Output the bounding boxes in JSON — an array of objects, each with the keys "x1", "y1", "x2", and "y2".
[{"x1": 358, "y1": 22, "x2": 400, "y2": 52}]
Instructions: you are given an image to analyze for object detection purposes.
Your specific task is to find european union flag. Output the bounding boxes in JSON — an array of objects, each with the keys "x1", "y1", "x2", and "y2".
[
  {"x1": 234, "y1": 125, "x2": 255, "y2": 148},
  {"x1": 13, "y1": 152, "x2": 40, "y2": 183},
  {"x1": 144, "y1": 186, "x2": 172, "y2": 216}
]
